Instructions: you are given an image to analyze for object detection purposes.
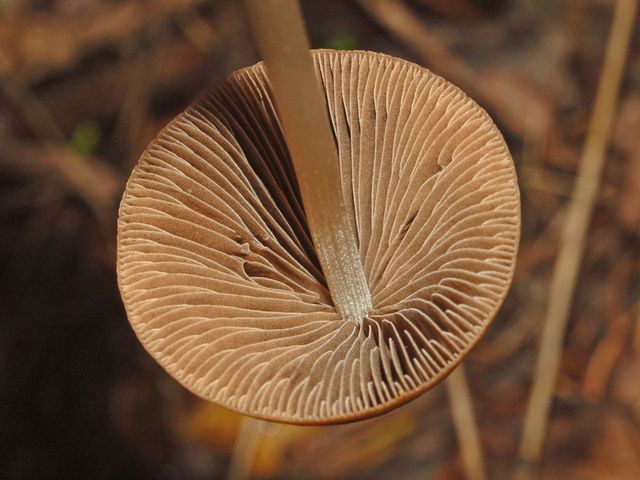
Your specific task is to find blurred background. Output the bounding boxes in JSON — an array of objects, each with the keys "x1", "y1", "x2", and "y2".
[{"x1": 1, "y1": 0, "x2": 639, "y2": 479}]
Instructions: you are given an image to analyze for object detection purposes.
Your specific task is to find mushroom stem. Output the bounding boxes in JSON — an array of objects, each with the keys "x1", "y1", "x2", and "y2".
[{"x1": 243, "y1": 0, "x2": 372, "y2": 322}]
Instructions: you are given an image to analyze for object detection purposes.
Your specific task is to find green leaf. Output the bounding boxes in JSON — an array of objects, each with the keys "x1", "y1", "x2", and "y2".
[
  {"x1": 70, "y1": 120, "x2": 101, "y2": 157},
  {"x1": 325, "y1": 33, "x2": 358, "y2": 51}
]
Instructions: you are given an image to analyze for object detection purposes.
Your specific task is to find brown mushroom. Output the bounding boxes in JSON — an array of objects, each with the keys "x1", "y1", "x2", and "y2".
[{"x1": 117, "y1": 49, "x2": 520, "y2": 425}]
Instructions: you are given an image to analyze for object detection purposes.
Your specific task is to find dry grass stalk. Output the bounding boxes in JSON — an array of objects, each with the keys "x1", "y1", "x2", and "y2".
[
  {"x1": 226, "y1": 418, "x2": 264, "y2": 480},
  {"x1": 516, "y1": 0, "x2": 639, "y2": 475},
  {"x1": 446, "y1": 365, "x2": 487, "y2": 480}
]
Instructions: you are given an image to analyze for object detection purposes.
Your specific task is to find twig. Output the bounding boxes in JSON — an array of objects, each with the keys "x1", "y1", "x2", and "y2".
[
  {"x1": 582, "y1": 309, "x2": 632, "y2": 402},
  {"x1": 0, "y1": 0, "x2": 210, "y2": 82},
  {"x1": 446, "y1": 365, "x2": 487, "y2": 480},
  {"x1": 356, "y1": 0, "x2": 550, "y2": 139},
  {"x1": 415, "y1": 0, "x2": 482, "y2": 20},
  {"x1": 516, "y1": 0, "x2": 638, "y2": 476},
  {"x1": 356, "y1": 0, "x2": 474, "y2": 84},
  {"x1": 0, "y1": 75, "x2": 65, "y2": 141},
  {"x1": 522, "y1": 168, "x2": 615, "y2": 205},
  {"x1": 474, "y1": 312, "x2": 538, "y2": 368},
  {"x1": 634, "y1": 303, "x2": 640, "y2": 352},
  {"x1": 0, "y1": 70, "x2": 120, "y2": 229},
  {"x1": 226, "y1": 418, "x2": 264, "y2": 480},
  {"x1": 113, "y1": 37, "x2": 157, "y2": 163},
  {"x1": 176, "y1": 10, "x2": 219, "y2": 54}
]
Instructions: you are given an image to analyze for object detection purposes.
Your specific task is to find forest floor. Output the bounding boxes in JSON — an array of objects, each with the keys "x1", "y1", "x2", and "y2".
[{"x1": 1, "y1": 1, "x2": 639, "y2": 479}]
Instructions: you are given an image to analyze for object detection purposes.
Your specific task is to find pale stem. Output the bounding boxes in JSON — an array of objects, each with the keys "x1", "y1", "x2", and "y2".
[
  {"x1": 226, "y1": 2, "x2": 374, "y2": 479},
  {"x1": 243, "y1": 0, "x2": 372, "y2": 322}
]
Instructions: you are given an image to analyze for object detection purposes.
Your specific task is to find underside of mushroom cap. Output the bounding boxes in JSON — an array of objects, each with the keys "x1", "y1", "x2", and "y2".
[{"x1": 117, "y1": 49, "x2": 520, "y2": 425}]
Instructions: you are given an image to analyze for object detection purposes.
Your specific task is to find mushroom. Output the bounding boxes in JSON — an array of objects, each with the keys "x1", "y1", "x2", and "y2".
[{"x1": 117, "y1": 48, "x2": 520, "y2": 425}]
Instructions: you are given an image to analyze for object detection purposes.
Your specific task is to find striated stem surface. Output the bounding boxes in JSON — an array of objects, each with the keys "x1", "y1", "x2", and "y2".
[{"x1": 243, "y1": 0, "x2": 372, "y2": 322}]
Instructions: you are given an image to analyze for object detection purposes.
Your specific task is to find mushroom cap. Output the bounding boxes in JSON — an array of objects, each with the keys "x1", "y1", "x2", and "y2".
[{"x1": 117, "y1": 50, "x2": 520, "y2": 425}]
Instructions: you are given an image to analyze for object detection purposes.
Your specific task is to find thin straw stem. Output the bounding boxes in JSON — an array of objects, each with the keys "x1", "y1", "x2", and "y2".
[
  {"x1": 446, "y1": 365, "x2": 487, "y2": 480},
  {"x1": 226, "y1": 418, "x2": 264, "y2": 480},
  {"x1": 516, "y1": 0, "x2": 638, "y2": 476},
  {"x1": 243, "y1": 0, "x2": 372, "y2": 322},
  {"x1": 227, "y1": 3, "x2": 373, "y2": 478}
]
